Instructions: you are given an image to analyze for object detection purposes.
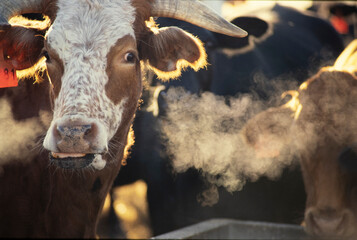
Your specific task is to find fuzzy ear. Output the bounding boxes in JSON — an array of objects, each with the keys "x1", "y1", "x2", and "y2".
[
  {"x1": 140, "y1": 26, "x2": 207, "y2": 80},
  {"x1": 0, "y1": 26, "x2": 44, "y2": 70}
]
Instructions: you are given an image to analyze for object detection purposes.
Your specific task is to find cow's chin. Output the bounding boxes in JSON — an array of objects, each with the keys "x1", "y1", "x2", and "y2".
[{"x1": 49, "y1": 152, "x2": 107, "y2": 170}]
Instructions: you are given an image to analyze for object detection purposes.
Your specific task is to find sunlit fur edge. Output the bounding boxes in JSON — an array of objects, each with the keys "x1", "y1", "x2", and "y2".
[
  {"x1": 16, "y1": 56, "x2": 47, "y2": 84},
  {"x1": 146, "y1": 32, "x2": 208, "y2": 81}
]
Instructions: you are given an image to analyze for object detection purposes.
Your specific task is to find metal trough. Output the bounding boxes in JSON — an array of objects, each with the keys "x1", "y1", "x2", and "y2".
[{"x1": 152, "y1": 218, "x2": 308, "y2": 239}]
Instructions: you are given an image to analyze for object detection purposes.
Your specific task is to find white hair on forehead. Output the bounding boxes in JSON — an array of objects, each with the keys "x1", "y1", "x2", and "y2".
[{"x1": 47, "y1": 0, "x2": 136, "y2": 64}]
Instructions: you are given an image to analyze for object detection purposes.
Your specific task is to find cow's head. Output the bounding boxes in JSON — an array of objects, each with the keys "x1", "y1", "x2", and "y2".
[
  {"x1": 241, "y1": 40, "x2": 357, "y2": 239},
  {"x1": 0, "y1": 0, "x2": 246, "y2": 170}
]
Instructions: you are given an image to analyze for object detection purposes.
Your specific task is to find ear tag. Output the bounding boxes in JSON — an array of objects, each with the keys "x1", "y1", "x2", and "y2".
[{"x1": 0, "y1": 48, "x2": 18, "y2": 88}]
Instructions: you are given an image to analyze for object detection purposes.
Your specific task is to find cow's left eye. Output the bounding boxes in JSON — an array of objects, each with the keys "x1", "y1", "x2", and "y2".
[
  {"x1": 42, "y1": 50, "x2": 51, "y2": 63},
  {"x1": 124, "y1": 52, "x2": 135, "y2": 63}
]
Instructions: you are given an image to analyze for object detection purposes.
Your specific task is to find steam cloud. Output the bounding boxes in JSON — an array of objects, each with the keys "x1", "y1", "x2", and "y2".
[
  {"x1": 160, "y1": 85, "x2": 299, "y2": 206},
  {"x1": 0, "y1": 99, "x2": 48, "y2": 169}
]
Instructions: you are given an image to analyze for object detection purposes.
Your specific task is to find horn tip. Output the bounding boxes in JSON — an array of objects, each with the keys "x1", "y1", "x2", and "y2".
[
  {"x1": 231, "y1": 28, "x2": 248, "y2": 38},
  {"x1": 238, "y1": 30, "x2": 248, "y2": 38}
]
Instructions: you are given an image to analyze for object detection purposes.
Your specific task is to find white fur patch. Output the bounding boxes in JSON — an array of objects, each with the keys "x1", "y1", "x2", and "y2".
[
  {"x1": 44, "y1": 0, "x2": 136, "y2": 151},
  {"x1": 91, "y1": 154, "x2": 106, "y2": 170}
]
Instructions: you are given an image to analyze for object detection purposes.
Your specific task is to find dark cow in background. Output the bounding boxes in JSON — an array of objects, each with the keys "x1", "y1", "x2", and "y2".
[
  {"x1": 0, "y1": 0, "x2": 247, "y2": 238},
  {"x1": 242, "y1": 39, "x2": 357, "y2": 239},
  {"x1": 309, "y1": 1, "x2": 357, "y2": 45},
  {"x1": 111, "y1": 3, "x2": 345, "y2": 237}
]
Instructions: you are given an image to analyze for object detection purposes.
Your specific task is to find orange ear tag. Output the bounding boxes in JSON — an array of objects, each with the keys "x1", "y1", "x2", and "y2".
[{"x1": 0, "y1": 48, "x2": 18, "y2": 88}]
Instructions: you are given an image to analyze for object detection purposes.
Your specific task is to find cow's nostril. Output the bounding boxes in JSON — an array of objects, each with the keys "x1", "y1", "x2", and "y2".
[
  {"x1": 82, "y1": 124, "x2": 92, "y2": 136},
  {"x1": 56, "y1": 124, "x2": 92, "y2": 138},
  {"x1": 57, "y1": 125, "x2": 65, "y2": 137},
  {"x1": 84, "y1": 126, "x2": 92, "y2": 136}
]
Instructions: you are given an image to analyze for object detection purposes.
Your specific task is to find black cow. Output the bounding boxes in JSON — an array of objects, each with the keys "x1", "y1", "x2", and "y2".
[
  {"x1": 309, "y1": 2, "x2": 357, "y2": 45},
  {"x1": 104, "y1": 4, "x2": 345, "y2": 237}
]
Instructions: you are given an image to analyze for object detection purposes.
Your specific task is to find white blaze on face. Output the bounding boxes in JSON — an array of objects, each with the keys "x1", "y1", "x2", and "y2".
[{"x1": 43, "y1": 0, "x2": 136, "y2": 152}]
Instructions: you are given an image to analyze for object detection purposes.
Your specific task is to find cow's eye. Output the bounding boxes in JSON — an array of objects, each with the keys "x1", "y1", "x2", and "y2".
[
  {"x1": 42, "y1": 50, "x2": 51, "y2": 63},
  {"x1": 124, "y1": 52, "x2": 135, "y2": 63}
]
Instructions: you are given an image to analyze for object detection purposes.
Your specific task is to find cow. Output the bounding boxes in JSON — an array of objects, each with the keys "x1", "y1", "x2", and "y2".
[
  {"x1": 241, "y1": 39, "x2": 357, "y2": 239},
  {"x1": 111, "y1": 3, "x2": 346, "y2": 237},
  {"x1": 0, "y1": 0, "x2": 247, "y2": 238},
  {"x1": 309, "y1": 1, "x2": 357, "y2": 45}
]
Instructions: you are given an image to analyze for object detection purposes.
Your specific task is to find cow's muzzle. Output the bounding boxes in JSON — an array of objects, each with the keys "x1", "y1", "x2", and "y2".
[
  {"x1": 305, "y1": 207, "x2": 356, "y2": 238},
  {"x1": 44, "y1": 117, "x2": 108, "y2": 170},
  {"x1": 56, "y1": 124, "x2": 93, "y2": 152}
]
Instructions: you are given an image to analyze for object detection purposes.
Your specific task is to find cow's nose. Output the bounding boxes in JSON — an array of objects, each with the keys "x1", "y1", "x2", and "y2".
[
  {"x1": 55, "y1": 124, "x2": 93, "y2": 153},
  {"x1": 43, "y1": 117, "x2": 109, "y2": 154},
  {"x1": 305, "y1": 207, "x2": 354, "y2": 237},
  {"x1": 57, "y1": 124, "x2": 92, "y2": 139}
]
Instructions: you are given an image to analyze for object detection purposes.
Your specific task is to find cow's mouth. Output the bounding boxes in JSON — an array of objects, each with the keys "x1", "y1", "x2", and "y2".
[{"x1": 49, "y1": 153, "x2": 106, "y2": 170}]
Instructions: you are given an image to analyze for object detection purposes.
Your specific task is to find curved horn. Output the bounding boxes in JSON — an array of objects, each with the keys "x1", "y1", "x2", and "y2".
[
  {"x1": 0, "y1": 0, "x2": 43, "y2": 30},
  {"x1": 151, "y1": 0, "x2": 247, "y2": 38}
]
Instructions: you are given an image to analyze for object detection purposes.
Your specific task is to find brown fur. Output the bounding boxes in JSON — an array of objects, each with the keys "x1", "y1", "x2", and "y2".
[
  {"x1": 294, "y1": 70, "x2": 357, "y2": 239},
  {"x1": 131, "y1": 0, "x2": 207, "y2": 80},
  {"x1": 241, "y1": 65, "x2": 357, "y2": 238},
  {"x1": 0, "y1": 151, "x2": 122, "y2": 238},
  {"x1": 41, "y1": 0, "x2": 59, "y2": 22},
  {"x1": 140, "y1": 26, "x2": 207, "y2": 80},
  {"x1": 295, "y1": 70, "x2": 357, "y2": 153},
  {"x1": 105, "y1": 35, "x2": 141, "y2": 105},
  {"x1": 0, "y1": 0, "x2": 57, "y2": 71},
  {"x1": 0, "y1": 27, "x2": 44, "y2": 70},
  {"x1": 131, "y1": 0, "x2": 153, "y2": 40},
  {"x1": 300, "y1": 139, "x2": 357, "y2": 238}
]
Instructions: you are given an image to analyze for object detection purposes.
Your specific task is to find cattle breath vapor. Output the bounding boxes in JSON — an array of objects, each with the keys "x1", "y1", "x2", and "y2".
[
  {"x1": 160, "y1": 86, "x2": 299, "y2": 205},
  {"x1": 0, "y1": 99, "x2": 46, "y2": 167}
]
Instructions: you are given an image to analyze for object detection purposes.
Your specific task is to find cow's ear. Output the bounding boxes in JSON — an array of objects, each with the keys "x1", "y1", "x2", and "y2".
[
  {"x1": 241, "y1": 106, "x2": 294, "y2": 158},
  {"x1": 0, "y1": 26, "x2": 44, "y2": 70},
  {"x1": 140, "y1": 26, "x2": 207, "y2": 80}
]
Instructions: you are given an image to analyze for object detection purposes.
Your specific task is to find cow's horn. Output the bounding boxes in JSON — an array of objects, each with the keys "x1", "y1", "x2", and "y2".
[
  {"x1": 0, "y1": 0, "x2": 43, "y2": 30},
  {"x1": 151, "y1": 0, "x2": 247, "y2": 38}
]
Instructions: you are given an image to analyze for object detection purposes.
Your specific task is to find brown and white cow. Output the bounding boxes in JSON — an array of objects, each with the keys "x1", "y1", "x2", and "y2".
[
  {"x1": 0, "y1": 0, "x2": 246, "y2": 237},
  {"x1": 242, "y1": 39, "x2": 357, "y2": 239}
]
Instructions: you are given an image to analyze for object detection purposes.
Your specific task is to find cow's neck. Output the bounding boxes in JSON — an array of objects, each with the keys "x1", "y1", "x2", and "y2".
[{"x1": 0, "y1": 151, "x2": 122, "y2": 238}]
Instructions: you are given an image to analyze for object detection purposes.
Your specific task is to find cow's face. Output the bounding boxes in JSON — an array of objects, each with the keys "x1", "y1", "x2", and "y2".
[
  {"x1": 296, "y1": 70, "x2": 357, "y2": 239},
  {"x1": 301, "y1": 143, "x2": 357, "y2": 239},
  {"x1": 42, "y1": 0, "x2": 141, "y2": 169},
  {"x1": 242, "y1": 68, "x2": 357, "y2": 239}
]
